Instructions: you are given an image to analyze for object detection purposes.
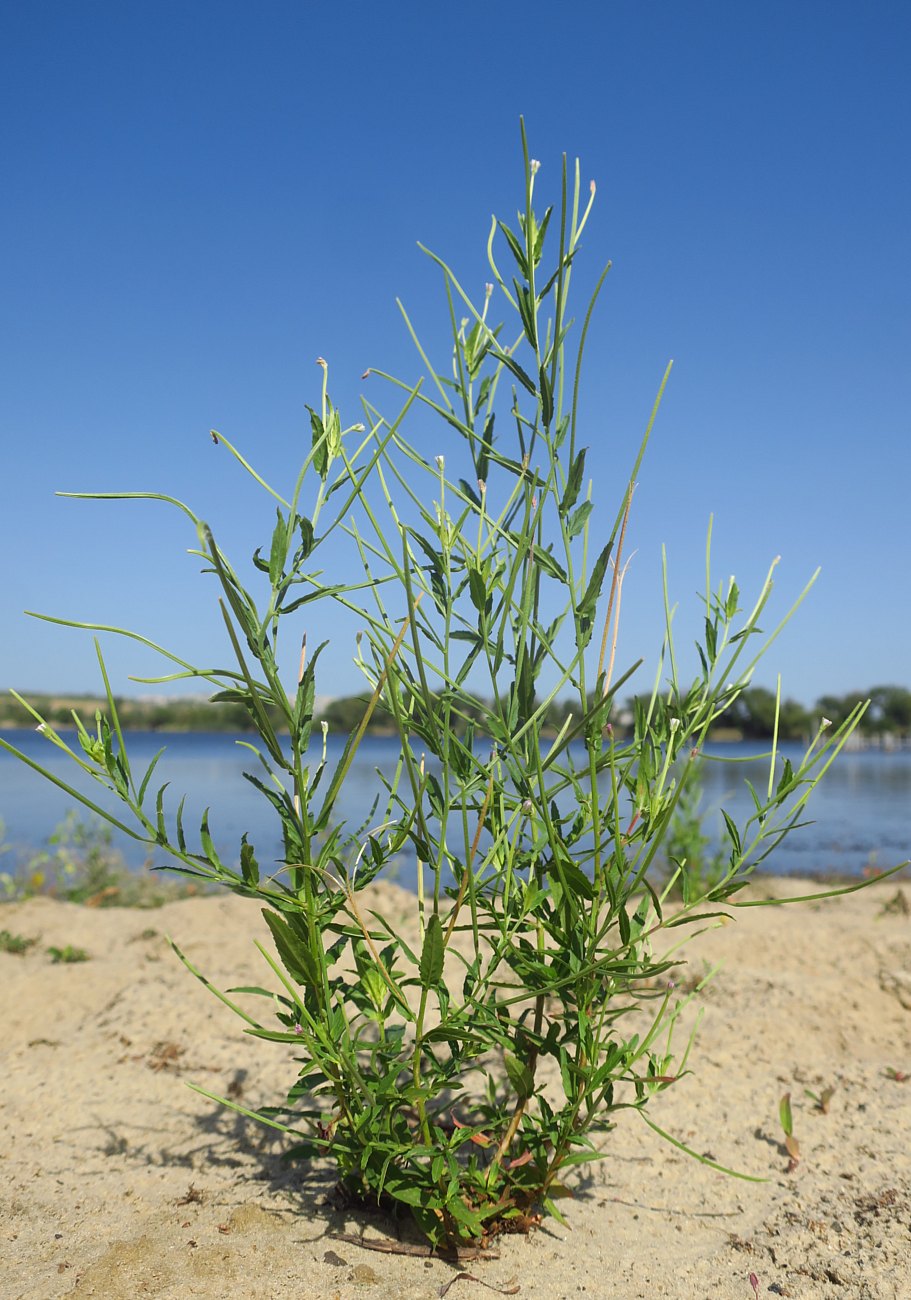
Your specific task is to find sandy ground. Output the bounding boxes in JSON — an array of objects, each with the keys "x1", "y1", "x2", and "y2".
[{"x1": 2, "y1": 875, "x2": 911, "y2": 1300}]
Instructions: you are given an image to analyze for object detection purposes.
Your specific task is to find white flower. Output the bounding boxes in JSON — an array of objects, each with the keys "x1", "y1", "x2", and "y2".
[
  {"x1": 530, "y1": 159, "x2": 541, "y2": 174},
  {"x1": 821, "y1": 716, "x2": 832, "y2": 729}
]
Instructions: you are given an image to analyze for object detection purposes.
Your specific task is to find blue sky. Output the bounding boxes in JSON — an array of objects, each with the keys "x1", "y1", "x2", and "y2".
[{"x1": 1, "y1": 1, "x2": 908, "y2": 708}]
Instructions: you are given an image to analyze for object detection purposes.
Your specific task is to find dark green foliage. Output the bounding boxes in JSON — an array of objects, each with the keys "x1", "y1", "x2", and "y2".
[
  {"x1": 718, "y1": 686, "x2": 811, "y2": 740},
  {"x1": 0, "y1": 929, "x2": 37, "y2": 954}
]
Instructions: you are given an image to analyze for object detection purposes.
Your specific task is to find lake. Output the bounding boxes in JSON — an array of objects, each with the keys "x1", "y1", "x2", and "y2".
[{"x1": 1, "y1": 729, "x2": 908, "y2": 888}]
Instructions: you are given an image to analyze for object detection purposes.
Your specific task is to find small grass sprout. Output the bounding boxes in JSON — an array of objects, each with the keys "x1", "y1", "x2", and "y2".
[
  {"x1": 2, "y1": 126, "x2": 903, "y2": 1250},
  {"x1": 779, "y1": 1092, "x2": 800, "y2": 1169}
]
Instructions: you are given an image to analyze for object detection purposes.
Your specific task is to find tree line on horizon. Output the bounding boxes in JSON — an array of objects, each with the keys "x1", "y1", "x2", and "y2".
[{"x1": 2, "y1": 684, "x2": 910, "y2": 741}]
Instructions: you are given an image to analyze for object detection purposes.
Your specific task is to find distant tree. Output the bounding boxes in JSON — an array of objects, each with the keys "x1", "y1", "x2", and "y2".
[
  {"x1": 318, "y1": 694, "x2": 390, "y2": 733},
  {"x1": 719, "y1": 687, "x2": 810, "y2": 740},
  {"x1": 865, "y1": 685, "x2": 911, "y2": 735}
]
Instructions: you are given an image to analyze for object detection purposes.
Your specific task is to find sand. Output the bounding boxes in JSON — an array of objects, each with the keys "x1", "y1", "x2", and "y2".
[{"x1": 2, "y1": 875, "x2": 910, "y2": 1300}]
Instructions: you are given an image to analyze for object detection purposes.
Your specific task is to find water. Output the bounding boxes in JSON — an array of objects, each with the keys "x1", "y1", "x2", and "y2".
[{"x1": 1, "y1": 729, "x2": 908, "y2": 887}]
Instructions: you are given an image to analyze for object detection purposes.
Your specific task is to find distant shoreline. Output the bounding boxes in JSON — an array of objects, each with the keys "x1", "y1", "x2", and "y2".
[
  {"x1": 3, "y1": 685, "x2": 911, "y2": 748},
  {"x1": 2, "y1": 722, "x2": 910, "y2": 750}
]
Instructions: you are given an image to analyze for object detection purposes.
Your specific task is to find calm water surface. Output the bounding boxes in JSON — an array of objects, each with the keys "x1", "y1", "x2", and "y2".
[{"x1": 1, "y1": 730, "x2": 908, "y2": 887}]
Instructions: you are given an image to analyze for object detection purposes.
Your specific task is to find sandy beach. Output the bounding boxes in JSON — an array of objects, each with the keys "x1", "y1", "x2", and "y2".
[{"x1": 2, "y1": 875, "x2": 910, "y2": 1300}]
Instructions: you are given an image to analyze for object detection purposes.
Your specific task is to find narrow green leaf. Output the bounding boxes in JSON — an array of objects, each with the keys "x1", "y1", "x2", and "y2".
[
  {"x1": 136, "y1": 747, "x2": 166, "y2": 807},
  {"x1": 199, "y1": 808, "x2": 224, "y2": 869},
  {"x1": 562, "y1": 448, "x2": 587, "y2": 514},
  {"x1": 175, "y1": 794, "x2": 188, "y2": 853},
  {"x1": 260, "y1": 908, "x2": 321, "y2": 988},
  {"x1": 539, "y1": 364, "x2": 553, "y2": 426},
  {"x1": 467, "y1": 566, "x2": 489, "y2": 616},
  {"x1": 497, "y1": 220, "x2": 527, "y2": 275},
  {"x1": 477, "y1": 413, "x2": 495, "y2": 482},
  {"x1": 155, "y1": 783, "x2": 169, "y2": 843},
  {"x1": 268, "y1": 508, "x2": 288, "y2": 585},
  {"x1": 296, "y1": 514, "x2": 314, "y2": 560},
  {"x1": 776, "y1": 758, "x2": 795, "y2": 798},
  {"x1": 577, "y1": 540, "x2": 613, "y2": 649},
  {"x1": 567, "y1": 501, "x2": 593, "y2": 539},
  {"x1": 504, "y1": 1052, "x2": 534, "y2": 1100},
  {"x1": 552, "y1": 853, "x2": 594, "y2": 902},
  {"x1": 419, "y1": 912, "x2": 444, "y2": 988},
  {"x1": 704, "y1": 617, "x2": 717, "y2": 664},
  {"x1": 532, "y1": 205, "x2": 553, "y2": 266},
  {"x1": 514, "y1": 280, "x2": 537, "y2": 349},
  {"x1": 533, "y1": 545, "x2": 567, "y2": 583},
  {"x1": 721, "y1": 809, "x2": 741, "y2": 856},
  {"x1": 240, "y1": 835, "x2": 259, "y2": 886},
  {"x1": 307, "y1": 407, "x2": 328, "y2": 479}
]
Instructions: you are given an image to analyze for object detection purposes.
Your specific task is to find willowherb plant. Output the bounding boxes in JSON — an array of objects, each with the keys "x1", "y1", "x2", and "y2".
[{"x1": 2, "y1": 125, "x2": 900, "y2": 1249}]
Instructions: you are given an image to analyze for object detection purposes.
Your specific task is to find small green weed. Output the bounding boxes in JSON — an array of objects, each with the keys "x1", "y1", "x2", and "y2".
[
  {"x1": 47, "y1": 944, "x2": 90, "y2": 963},
  {"x1": 0, "y1": 812, "x2": 203, "y2": 907},
  {"x1": 804, "y1": 1084, "x2": 835, "y2": 1113},
  {"x1": 0, "y1": 929, "x2": 37, "y2": 955},
  {"x1": 779, "y1": 1092, "x2": 800, "y2": 1169}
]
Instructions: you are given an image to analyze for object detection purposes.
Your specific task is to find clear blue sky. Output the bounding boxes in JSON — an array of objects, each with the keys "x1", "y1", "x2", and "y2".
[{"x1": 2, "y1": 1, "x2": 908, "y2": 708}]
